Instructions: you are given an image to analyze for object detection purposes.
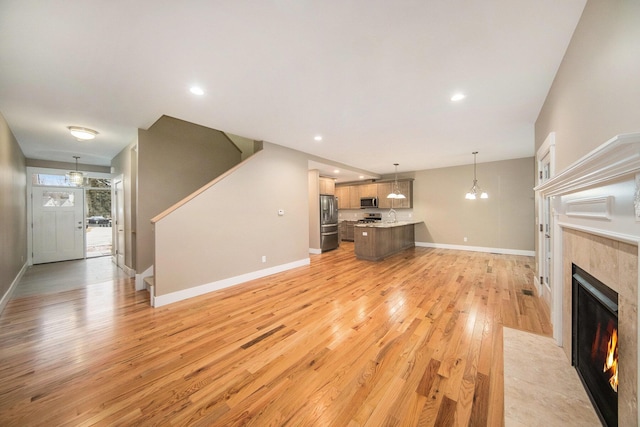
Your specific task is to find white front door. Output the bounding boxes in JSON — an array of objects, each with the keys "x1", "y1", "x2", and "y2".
[
  {"x1": 32, "y1": 187, "x2": 85, "y2": 264},
  {"x1": 115, "y1": 179, "x2": 125, "y2": 268}
]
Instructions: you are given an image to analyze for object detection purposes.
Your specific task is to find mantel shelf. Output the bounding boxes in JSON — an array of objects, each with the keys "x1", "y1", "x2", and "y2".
[{"x1": 534, "y1": 132, "x2": 640, "y2": 197}]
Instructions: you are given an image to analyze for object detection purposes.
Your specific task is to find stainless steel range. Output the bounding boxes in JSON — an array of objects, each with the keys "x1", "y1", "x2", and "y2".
[{"x1": 357, "y1": 213, "x2": 382, "y2": 224}]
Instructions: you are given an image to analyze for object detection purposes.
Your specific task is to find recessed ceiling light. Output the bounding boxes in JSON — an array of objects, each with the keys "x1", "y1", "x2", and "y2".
[
  {"x1": 451, "y1": 93, "x2": 466, "y2": 102},
  {"x1": 190, "y1": 86, "x2": 205, "y2": 95},
  {"x1": 314, "y1": 135, "x2": 323, "y2": 141},
  {"x1": 359, "y1": 175, "x2": 365, "y2": 179},
  {"x1": 333, "y1": 169, "x2": 340, "y2": 174},
  {"x1": 67, "y1": 126, "x2": 98, "y2": 141}
]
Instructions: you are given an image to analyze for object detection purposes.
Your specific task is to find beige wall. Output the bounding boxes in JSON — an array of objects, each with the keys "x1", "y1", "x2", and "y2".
[
  {"x1": 535, "y1": 0, "x2": 640, "y2": 170},
  {"x1": 226, "y1": 133, "x2": 257, "y2": 161},
  {"x1": 308, "y1": 170, "x2": 320, "y2": 251},
  {"x1": 0, "y1": 112, "x2": 27, "y2": 303},
  {"x1": 413, "y1": 157, "x2": 534, "y2": 251},
  {"x1": 154, "y1": 142, "x2": 309, "y2": 297},
  {"x1": 136, "y1": 115, "x2": 242, "y2": 273},
  {"x1": 111, "y1": 140, "x2": 138, "y2": 269}
]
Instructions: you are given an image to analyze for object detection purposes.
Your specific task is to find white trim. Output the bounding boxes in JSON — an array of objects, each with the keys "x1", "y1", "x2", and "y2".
[
  {"x1": 557, "y1": 221, "x2": 640, "y2": 246},
  {"x1": 536, "y1": 132, "x2": 556, "y2": 298},
  {"x1": 535, "y1": 132, "x2": 640, "y2": 196},
  {"x1": 153, "y1": 258, "x2": 311, "y2": 307},
  {"x1": 309, "y1": 248, "x2": 322, "y2": 255},
  {"x1": 0, "y1": 262, "x2": 28, "y2": 314},
  {"x1": 415, "y1": 242, "x2": 534, "y2": 257},
  {"x1": 551, "y1": 198, "x2": 563, "y2": 345},
  {"x1": 135, "y1": 265, "x2": 153, "y2": 291},
  {"x1": 112, "y1": 256, "x2": 136, "y2": 277},
  {"x1": 565, "y1": 196, "x2": 612, "y2": 220}
]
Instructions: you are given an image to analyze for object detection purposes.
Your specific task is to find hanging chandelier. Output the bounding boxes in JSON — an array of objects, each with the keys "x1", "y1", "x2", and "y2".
[
  {"x1": 387, "y1": 163, "x2": 406, "y2": 199},
  {"x1": 67, "y1": 156, "x2": 84, "y2": 186},
  {"x1": 465, "y1": 151, "x2": 488, "y2": 200}
]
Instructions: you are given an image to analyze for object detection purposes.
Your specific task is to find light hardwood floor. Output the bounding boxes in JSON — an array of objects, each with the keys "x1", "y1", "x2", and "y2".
[{"x1": 0, "y1": 243, "x2": 551, "y2": 426}]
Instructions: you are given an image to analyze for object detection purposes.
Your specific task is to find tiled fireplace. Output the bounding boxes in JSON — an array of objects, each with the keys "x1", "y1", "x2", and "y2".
[{"x1": 536, "y1": 133, "x2": 640, "y2": 426}]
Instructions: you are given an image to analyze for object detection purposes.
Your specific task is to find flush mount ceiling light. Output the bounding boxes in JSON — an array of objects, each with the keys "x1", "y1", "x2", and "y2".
[
  {"x1": 68, "y1": 126, "x2": 98, "y2": 141},
  {"x1": 465, "y1": 151, "x2": 488, "y2": 200},
  {"x1": 314, "y1": 135, "x2": 323, "y2": 141},
  {"x1": 67, "y1": 156, "x2": 84, "y2": 186},
  {"x1": 387, "y1": 163, "x2": 406, "y2": 199},
  {"x1": 190, "y1": 86, "x2": 205, "y2": 95},
  {"x1": 451, "y1": 93, "x2": 466, "y2": 102}
]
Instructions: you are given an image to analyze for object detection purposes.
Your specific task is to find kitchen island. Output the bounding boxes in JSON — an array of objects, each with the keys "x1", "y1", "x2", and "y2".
[{"x1": 353, "y1": 221, "x2": 422, "y2": 261}]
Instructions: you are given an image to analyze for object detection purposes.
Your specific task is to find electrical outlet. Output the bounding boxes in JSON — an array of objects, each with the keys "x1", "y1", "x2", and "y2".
[
  {"x1": 363, "y1": 231, "x2": 368, "y2": 236},
  {"x1": 261, "y1": 255, "x2": 267, "y2": 263},
  {"x1": 464, "y1": 237, "x2": 468, "y2": 242}
]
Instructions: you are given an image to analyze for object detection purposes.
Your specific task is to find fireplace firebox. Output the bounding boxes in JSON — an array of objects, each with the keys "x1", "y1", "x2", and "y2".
[{"x1": 572, "y1": 264, "x2": 618, "y2": 427}]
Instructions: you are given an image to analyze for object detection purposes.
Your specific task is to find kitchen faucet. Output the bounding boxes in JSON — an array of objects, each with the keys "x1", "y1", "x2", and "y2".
[{"x1": 387, "y1": 208, "x2": 397, "y2": 223}]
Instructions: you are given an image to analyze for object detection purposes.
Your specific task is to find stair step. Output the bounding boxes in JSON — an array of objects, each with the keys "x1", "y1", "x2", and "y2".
[{"x1": 143, "y1": 276, "x2": 154, "y2": 287}]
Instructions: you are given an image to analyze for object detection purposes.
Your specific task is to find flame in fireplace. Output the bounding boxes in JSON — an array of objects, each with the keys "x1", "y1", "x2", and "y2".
[{"x1": 603, "y1": 328, "x2": 618, "y2": 392}]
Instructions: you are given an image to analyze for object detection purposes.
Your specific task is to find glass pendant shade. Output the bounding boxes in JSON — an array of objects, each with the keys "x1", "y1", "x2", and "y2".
[
  {"x1": 387, "y1": 163, "x2": 405, "y2": 199},
  {"x1": 465, "y1": 152, "x2": 488, "y2": 200},
  {"x1": 67, "y1": 156, "x2": 84, "y2": 186}
]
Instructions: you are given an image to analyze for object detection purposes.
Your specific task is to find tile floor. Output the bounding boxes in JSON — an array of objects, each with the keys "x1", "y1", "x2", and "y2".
[{"x1": 503, "y1": 327, "x2": 600, "y2": 426}]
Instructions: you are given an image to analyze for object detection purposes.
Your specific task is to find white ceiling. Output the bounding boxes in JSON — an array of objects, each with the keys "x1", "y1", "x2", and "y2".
[{"x1": 0, "y1": 1, "x2": 586, "y2": 176}]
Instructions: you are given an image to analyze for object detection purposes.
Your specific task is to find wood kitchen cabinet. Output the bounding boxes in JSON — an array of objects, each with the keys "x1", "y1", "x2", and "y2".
[
  {"x1": 335, "y1": 185, "x2": 351, "y2": 209},
  {"x1": 336, "y1": 180, "x2": 413, "y2": 209},
  {"x1": 319, "y1": 177, "x2": 335, "y2": 195},
  {"x1": 377, "y1": 182, "x2": 393, "y2": 209},
  {"x1": 340, "y1": 221, "x2": 357, "y2": 241},
  {"x1": 377, "y1": 180, "x2": 413, "y2": 209},
  {"x1": 358, "y1": 184, "x2": 377, "y2": 198}
]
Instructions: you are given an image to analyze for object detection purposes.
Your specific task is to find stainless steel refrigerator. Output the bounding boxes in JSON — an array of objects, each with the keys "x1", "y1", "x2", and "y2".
[{"x1": 320, "y1": 195, "x2": 339, "y2": 252}]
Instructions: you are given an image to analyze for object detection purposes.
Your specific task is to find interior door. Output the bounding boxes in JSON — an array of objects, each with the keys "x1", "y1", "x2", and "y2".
[
  {"x1": 539, "y1": 152, "x2": 552, "y2": 291},
  {"x1": 32, "y1": 187, "x2": 85, "y2": 264},
  {"x1": 115, "y1": 179, "x2": 125, "y2": 268}
]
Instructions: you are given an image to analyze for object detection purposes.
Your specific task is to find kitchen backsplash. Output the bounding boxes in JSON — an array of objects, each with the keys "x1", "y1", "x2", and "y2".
[{"x1": 338, "y1": 209, "x2": 414, "y2": 222}]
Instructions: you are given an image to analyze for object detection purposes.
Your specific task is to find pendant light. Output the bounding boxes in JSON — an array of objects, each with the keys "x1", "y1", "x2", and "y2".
[
  {"x1": 387, "y1": 163, "x2": 406, "y2": 199},
  {"x1": 465, "y1": 151, "x2": 488, "y2": 200},
  {"x1": 67, "y1": 156, "x2": 84, "y2": 186}
]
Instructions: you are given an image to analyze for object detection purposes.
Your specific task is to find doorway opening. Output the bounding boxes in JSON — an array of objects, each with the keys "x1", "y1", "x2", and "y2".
[{"x1": 86, "y1": 178, "x2": 112, "y2": 258}]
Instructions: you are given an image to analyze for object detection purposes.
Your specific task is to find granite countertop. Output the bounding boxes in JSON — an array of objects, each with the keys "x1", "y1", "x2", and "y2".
[{"x1": 354, "y1": 220, "x2": 422, "y2": 228}]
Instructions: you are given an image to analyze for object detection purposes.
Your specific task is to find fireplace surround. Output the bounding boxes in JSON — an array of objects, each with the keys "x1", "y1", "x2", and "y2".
[{"x1": 535, "y1": 133, "x2": 640, "y2": 425}]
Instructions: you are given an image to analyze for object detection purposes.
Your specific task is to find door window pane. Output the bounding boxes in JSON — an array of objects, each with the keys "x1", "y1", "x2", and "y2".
[{"x1": 42, "y1": 191, "x2": 75, "y2": 207}]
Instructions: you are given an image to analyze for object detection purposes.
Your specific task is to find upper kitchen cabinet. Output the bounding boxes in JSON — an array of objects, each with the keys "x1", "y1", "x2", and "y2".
[
  {"x1": 358, "y1": 184, "x2": 377, "y2": 198},
  {"x1": 378, "y1": 180, "x2": 413, "y2": 208},
  {"x1": 377, "y1": 182, "x2": 393, "y2": 209},
  {"x1": 391, "y1": 180, "x2": 413, "y2": 208},
  {"x1": 336, "y1": 180, "x2": 413, "y2": 209},
  {"x1": 319, "y1": 177, "x2": 335, "y2": 195},
  {"x1": 335, "y1": 185, "x2": 351, "y2": 209}
]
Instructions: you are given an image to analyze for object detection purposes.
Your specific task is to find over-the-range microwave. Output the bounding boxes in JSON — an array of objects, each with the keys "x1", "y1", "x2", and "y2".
[{"x1": 360, "y1": 197, "x2": 378, "y2": 209}]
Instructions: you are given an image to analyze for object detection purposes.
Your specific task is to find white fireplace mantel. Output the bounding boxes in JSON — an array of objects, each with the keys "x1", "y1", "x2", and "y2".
[{"x1": 535, "y1": 132, "x2": 640, "y2": 197}]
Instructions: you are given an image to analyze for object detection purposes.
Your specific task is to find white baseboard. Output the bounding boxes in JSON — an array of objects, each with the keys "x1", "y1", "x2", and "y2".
[
  {"x1": 0, "y1": 262, "x2": 28, "y2": 314},
  {"x1": 309, "y1": 248, "x2": 322, "y2": 255},
  {"x1": 415, "y1": 242, "x2": 535, "y2": 257},
  {"x1": 154, "y1": 258, "x2": 311, "y2": 307},
  {"x1": 112, "y1": 256, "x2": 136, "y2": 277},
  {"x1": 135, "y1": 265, "x2": 154, "y2": 291}
]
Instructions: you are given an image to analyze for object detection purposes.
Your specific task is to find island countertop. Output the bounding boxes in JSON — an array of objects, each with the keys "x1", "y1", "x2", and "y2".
[
  {"x1": 354, "y1": 220, "x2": 423, "y2": 228},
  {"x1": 354, "y1": 221, "x2": 421, "y2": 261}
]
